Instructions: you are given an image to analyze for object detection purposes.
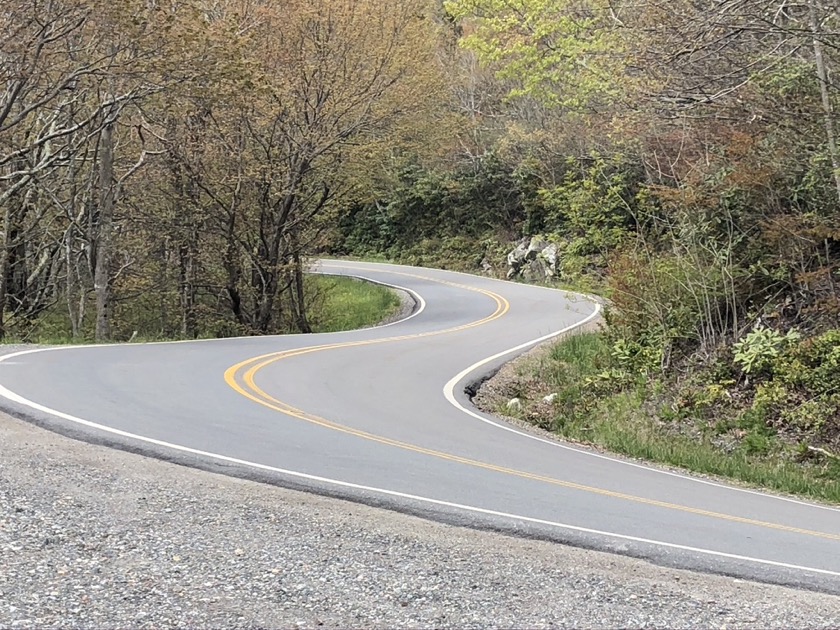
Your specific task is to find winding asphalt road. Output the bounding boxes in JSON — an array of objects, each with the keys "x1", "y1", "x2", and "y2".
[{"x1": 1, "y1": 260, "x2": 839, "y2": 593}]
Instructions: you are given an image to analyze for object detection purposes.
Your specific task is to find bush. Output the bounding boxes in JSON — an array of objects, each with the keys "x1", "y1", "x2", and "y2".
[{"x1": 733, "y1": 325, "x2": 800, "y2": 375}]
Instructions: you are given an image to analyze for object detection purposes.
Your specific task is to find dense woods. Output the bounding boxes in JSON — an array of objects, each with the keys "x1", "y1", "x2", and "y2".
[
  {"x1": 423, "y1": 0, "x2": 840, "y2": 477},
  {"x1": 2, "y1": 0, "x2": 840, "y2": 472},
  {"x1": 1, "y1": 0, "x2": 441, "y2": 341}
]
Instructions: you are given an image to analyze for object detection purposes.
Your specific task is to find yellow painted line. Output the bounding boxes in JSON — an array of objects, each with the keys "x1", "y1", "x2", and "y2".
[
  {"x1": 224, "y1": 269, "x2": 840, "y2": 543},
  {"x1": 223, "y1": 269, "x2": 511, "y2": 373}
]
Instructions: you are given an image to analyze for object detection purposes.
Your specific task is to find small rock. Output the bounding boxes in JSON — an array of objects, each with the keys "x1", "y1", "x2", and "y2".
[
  {"x1": 506, "y1": 398, "x2": 522, "y2": 412},
  {"x1": 542, "y1": 393, "x2": 559, "y2": 404}
]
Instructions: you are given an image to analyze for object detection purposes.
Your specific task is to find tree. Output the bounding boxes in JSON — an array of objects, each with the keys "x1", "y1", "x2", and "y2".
[
  {"x1": 444, "y1": 0, "x2": 627, "y2": 109},
  {"x1": 163, "y1": 0, "x2": 445, "y2": 335}
]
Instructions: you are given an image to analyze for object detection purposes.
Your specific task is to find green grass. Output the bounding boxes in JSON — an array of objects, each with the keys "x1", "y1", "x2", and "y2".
[
  {"x1": 2, "y1": 274, "x2": 402, "y2": 344},
  {"x1": 307, "y1": 274, "x2": 402, "y2": 333},
  {"x1": 523, "y1": 332, "x2": 840, "y2": 504}
]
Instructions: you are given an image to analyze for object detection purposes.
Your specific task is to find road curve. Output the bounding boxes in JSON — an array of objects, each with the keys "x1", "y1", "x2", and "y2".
[{"x1": 1, "y1": 260, "x2": 839, "y2": 593}]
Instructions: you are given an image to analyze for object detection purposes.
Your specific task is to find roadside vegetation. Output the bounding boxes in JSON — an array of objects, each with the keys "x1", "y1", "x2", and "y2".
[
  {"x1": 10, "y1": 275, "x2": 401, "y2": 343},
  {"x1": 489, "y1": 332, "x2": 840, "y2": 503},
  {"x1": 2, "y1": 1, "x2": 839, "y2": 489},
  {"x1": 306, "y1": 276, "x2": 402, "y2": 334}
]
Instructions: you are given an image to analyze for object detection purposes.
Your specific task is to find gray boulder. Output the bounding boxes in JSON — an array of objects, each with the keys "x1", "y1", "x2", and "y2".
[
  {"x1": 506, "y1": 239, "x2": 530, "y2": 279},
  {"x1": 526, "y1": 236, "x2": 549, "y2": 259},
  {"x1": 507, "y1": 236, "x2": 560, "y2": 280},
  {"x1": 540, "y1": 243, "x2": 558, "y2": 277}
]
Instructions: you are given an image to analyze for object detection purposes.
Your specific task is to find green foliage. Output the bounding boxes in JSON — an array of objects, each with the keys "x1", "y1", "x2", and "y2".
[
  {"x1": 775, "y1": 330, "x2": 840, "y2": 393},
  {"x1": 514, "y1": 331, "x2": 840, "y2": 502},
  {"x1": 608, "y1": 336, "x2": 662, "y2": 376},
  {"x1": 544, "y1": 332, "x2": 617, "y2": 421},
  {"x1": 5, "y1": 274, "x2": 401, "y2": 343},
  {"x1": 391, "y1": 235, "x2": 508, "y2": 272},
  {"x1": 748, "y1": 329, "x2": 840, "y2": 437},
  {"x1": 307, "y1": 276, "x2": 401, "y2": 333},
  {"x1": 742, "y1": 430, "x2": 773, "y2": 456},
  {"x1": 333, "y1": 155, "x2": 531, "y2": 272},
  {"x1": 752, "y1": 381, "x2": 787, "y2": 410},
  {"x1": 538, "y1": 156, "x2": 637, "y2": 254},
  {"x1": 444, "y1": 0, "x2": 626, "y2": 108},
  {"x1": 753, "y1": 58, "x2": 818, "y2": 100},
  {"x1": 781, "y1": 398, "x2": 836, "y2": 432},
  {"x1": 733, "y1": 326, "x2": 800, "y2": 375},
  {"x1": 608, "y1": 250, "x2": 723, "y2": 360}
]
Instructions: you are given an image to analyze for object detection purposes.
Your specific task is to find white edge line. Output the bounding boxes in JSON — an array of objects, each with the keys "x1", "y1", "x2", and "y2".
[
  {"x1": 334, "y1": 261, "x2": 839, "y2": 513},
  {"x1": 0, "y1": 370, "x2": 837, "y2": 580},
  {"x1": 439, "y1": 299, "x2": 840, "y2": 515},
  {"x1": 17, "y1": 257, "x2": 834, "y2": 513},
  {"x1": 0, "y1": 259, "x2": 838, "y2": 579},
  {"x1": 309, "y1": 271, "x2": 427, "y2": 331}
]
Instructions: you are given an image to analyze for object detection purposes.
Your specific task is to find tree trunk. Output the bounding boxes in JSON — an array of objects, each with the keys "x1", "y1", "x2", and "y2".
[
  {"x1": 254, "y1": 263, "x2": 278, "y2": 334},
  {"x1": 64, "y1": 228, "x2": 79, "y2": 339},
  {"x1": 293, "y1": 249, "x2": 311, "y2": 334},
  {"x1": 290, "y1": 224, "x2": 311, "y2": 333},
  {"x1": 0, "y1": 206, "x2": 11, "y2": 340},
  {"x1": 94, "y1": 120, "x2": 116, "y2": 342},
  {"x1": 809, "y1": 0, "x2": 840, "y2": 205},
  {"x1": 179, "y1": 236, "x2": 197, "y2": 338}
]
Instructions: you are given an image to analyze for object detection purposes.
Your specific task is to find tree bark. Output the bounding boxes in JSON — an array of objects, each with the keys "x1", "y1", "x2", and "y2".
[
  {"x1": 223, "y1": 211, "x2": 245, "y2": 327},
  {"x1": 809, "y1": 0, "x2": 840, "y2": 205},
  {"x1": 0, "y1": 206, "x2": 11, "y2": 340},
  {"x1": 292, "y1": 245, "x2": 311, "y2": 334},
  {"x1": 179, "y1": 236, "x2": 197, "y2": 338},
  {"x1": 94, "y1": 119, "x2": 116, "y2": 342}
]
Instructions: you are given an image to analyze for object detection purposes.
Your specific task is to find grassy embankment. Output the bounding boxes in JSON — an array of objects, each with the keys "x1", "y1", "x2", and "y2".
[
  {"x1": 306, "y1": 275, "x2": 402, "y2": 333},
  {"x1": 498, "y1": 331, "x2": 840, "y2": 504},
  {"x1": 6, "y1": 275, "x2": 401, "y2": 344}
]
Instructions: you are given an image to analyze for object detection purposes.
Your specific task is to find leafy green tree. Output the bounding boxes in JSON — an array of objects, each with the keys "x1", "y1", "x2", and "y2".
[{"x1": 443, "y1": 0, "x2": 627, "y2": 109}]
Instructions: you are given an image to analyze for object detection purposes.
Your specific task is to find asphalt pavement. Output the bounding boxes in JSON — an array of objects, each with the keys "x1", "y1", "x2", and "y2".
[{"x1": 1, "y1": 260, "x2": 838, "y2": 593}]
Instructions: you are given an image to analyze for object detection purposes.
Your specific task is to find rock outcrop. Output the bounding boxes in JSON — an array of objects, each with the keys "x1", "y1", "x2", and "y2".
[{"x1": 506, "y1": 236, "x2": 559, "y2": 281}]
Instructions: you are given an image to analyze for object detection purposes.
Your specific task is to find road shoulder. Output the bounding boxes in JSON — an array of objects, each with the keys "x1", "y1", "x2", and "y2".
[{"x1": 2, "y1": 412, "x2": 838, "y2": 628}]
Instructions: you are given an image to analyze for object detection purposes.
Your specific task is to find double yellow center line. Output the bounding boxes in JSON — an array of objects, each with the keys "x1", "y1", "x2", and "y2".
[{"x1": 224, "y1": 268, "x2": 840, "y2": 543}]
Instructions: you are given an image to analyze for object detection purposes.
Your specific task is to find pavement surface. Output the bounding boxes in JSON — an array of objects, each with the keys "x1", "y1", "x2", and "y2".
[
  {"x1": 1, "y1": 260, "x2": 839, "y2": 594},
  {"x1": 4, "y1": 411, "x2": 840, "y2": 629}
]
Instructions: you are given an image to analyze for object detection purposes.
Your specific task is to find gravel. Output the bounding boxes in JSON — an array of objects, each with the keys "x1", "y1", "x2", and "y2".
[
  {"x1": 375, "y1": 283, "x2": 418, "y2": 327},
  {"x1": 2, "y1": 412, "x2": 839, "y2": 629}
]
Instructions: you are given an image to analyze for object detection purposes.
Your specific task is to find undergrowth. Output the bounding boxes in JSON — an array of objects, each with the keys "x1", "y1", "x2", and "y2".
[
  {"x1": 3, "y1": 274, "x2": 401, "y2": 344},
  {"x1": 507, "y1": 331, "x2": 840, "y2": 504}
]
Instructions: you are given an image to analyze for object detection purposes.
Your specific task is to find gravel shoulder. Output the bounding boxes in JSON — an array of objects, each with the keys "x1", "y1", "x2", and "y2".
[{"x1": 2, "y1": 411, "x2": 839, "y2": 629}]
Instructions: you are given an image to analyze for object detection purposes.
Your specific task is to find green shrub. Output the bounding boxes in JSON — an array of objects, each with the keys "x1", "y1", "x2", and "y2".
[
  {"x1": 733, "y1": 325, "x2": 800, "y2": 375},
  {"x1": 774, "y1": 329, "x2": 840, "y2": 393},
  {"x1": 753, "y1": 381, "x2": 788, "y2": 409},
  {"x1": 609, "y1": 337, "x2": 662, "y2": 376},
  {"x1": 742, "y1": 430, "x2": 773, "y2": 455},
  {"x1": 781, "y1": 398, "x2": 835, "y2": 432}
]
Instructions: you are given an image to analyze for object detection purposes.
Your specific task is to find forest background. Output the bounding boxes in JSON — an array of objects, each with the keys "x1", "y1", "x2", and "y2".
[{"x1": 3, "y1": 0, "x2": 840, "y2": 493}]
